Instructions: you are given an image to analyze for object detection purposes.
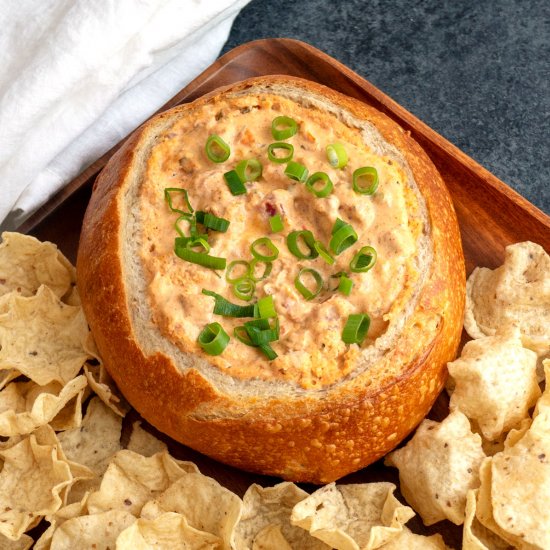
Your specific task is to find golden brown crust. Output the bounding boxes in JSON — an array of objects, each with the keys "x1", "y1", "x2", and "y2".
[{"x1": 77, "y1": 76, "x2": 465, "y2": 483}]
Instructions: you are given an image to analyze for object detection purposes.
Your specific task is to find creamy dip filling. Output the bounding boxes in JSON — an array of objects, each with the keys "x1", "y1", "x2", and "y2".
[{"x1": 138, "y1": 92, "x2": 422, "y2": 389}]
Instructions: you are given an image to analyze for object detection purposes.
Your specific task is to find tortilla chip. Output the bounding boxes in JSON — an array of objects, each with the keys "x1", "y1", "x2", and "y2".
[
  {"x1": 252, "y1": 524, "x2": 293, "y2": 550},
  {"x1": 0, "y1": 533, "x2": 33, "y2": 550},
  {"x1": 0, "y1": 431, "x2": 75, "y2": 539},
  {"x1": 385, "y1": 409, "x2": 485, "y2": 526},
  {"x1": 463, "y1": 490, "x2": 511, "y2": 550},
  {"x1": 0, "y1": 286, "x2": 91, "y2": 385},
  {"x1": 84, "y1": 363, "x2": 129, "y2": 417},
  {"x1": 86, "y1": 449, "x2": 197, "y2": 516},
  {"x1": 464, "y1": 241, "x2": 550, "y2": 360},
  {"x1": 116, "y1": 511, "x2": 221, "y2": 549},
  {"x1": 489, "y1": 410, "x2": 550, "y2": 548},
  {"x1": 235, "y1": 482, "x2": 329, "y2": 550},
  {"x1": 534, "y1": 359, "x2": 550, "y2": 417},
  {"x1": 140, "y1": 472, "x2": 243, "y2": 550},
  {"x1": 57, "y1": 396, "x2": 122, "y2": 476},
  {"x1": 49, "y1": 384, "x2": 90, "y2": 432},
  {"x1": 47, "y1": 510, "x2": 136, "y2": 549},
  {"x1": 447, "y1": 334, "x2": 540, "y2": 441},
  {"x1": 0, "y1": 370, "x2": 20, "y2": 391},
  {"x1": 377, "y1": 526, "x2": 449, "y2": 549},
  {"x1": 0, "y1": 376, "x2": 87, "y2": 436},
  {"x1": 0, "y1": 232, "x2": 75, "y2": 299},
  {"x1": 127, "y1": 421, "x2": 167, "y2": 457},
  {"x1": 290, "y1": 482, "x2": 414, "y2": 550}
]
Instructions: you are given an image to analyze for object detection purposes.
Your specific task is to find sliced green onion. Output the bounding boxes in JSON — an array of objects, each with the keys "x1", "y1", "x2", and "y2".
[
  {"x1": 226, "y1": 260, "x2": 251, "y2": 283},
  {"x1": 232, "y1": 278, "x2": 256, "y2": 301},
  {"x1": 269, "y1": 214, "x2": 284, "y2": 233},
  {"x1": 294, "y1": 268, "x2": 323, "y2": 300},
  {"x1": 234, "y1": 326, "x2": 256, "y2": 347},
  {"x1": 244, "y1": 317, "x2": 280, "y2": 344},
  {"x1": 284, "y1": 161, "x2": 309, "y2": 182},
  {"x1": 350, "y1": 246, "x2": 377, "y2": 273},
  {"x1": 338, "y1": 274, "x2": 354, "y2": 296},
  {"x1": 326, "y1": 143, "x2": 348, "y2": 169},
  {"x1": 271, "y1": 116, "x2": 298, "y2": 140},
  {"x1": 257, "y1": 295, "x2": 276, "y2": 319},
  {"x1": 286, "y1": 230, "x2": 318, "y2": 260},
  {"x1": 329, "y1": 271, "x2": 347, "y2": 291},
  {"x1": 250, "y1": 237, "x2": 279, "y2": 261},
  {"x1": 175, "y1": 240, "x2": 224, "y2": 269},
  {"x1": 198, "y1": 322, "x2": 229, "y2": 355},
  {"x1": 224, "y1": 170, "x2": 246, "y2": 196},
  {"x1": 313, "y1": 241, "x2": 335, "y2": 265},
  {"x1": 353, "y1": 166, "x2": 379, "y2": 195},
  {"x1": 164, "y1": 188, "x2": 194, "y2": 215},
  {"x1": 250, "y1": 258, "x2": 273, "y2": 281},
  {"x1": 205, "y1": 135, "x2": 230, "y2": 163},
  {"x1": 185, "y1": 237, "x2": 210, "y2": 254},
  {"x1": 331, "y1": 218, "x2": 347, "y2": 235},
  {"x1": 267, "y1": 142, "x2": 294, "y2": 163},
  {"x1": 306, "y1": 172, "x2": 334, "y2": 198},
  {"x1": 202, "y1": 289, "x2": 255, "y2": 317},
  {"x1": 175, "y1": 214, "x2": 198, "y2": 238},
  {"x1": 235, "y1": 159, "x2": 263, "y2": 182},
  {"x1": 195, "y1": 211, "x2": 230, "y2": 232},
  {"x1": 329, "y1": 223, "x2": 358, "y2": 255},
  {"x1": 259, "y1": 343, "x2": 278, "y2": 360},
  {"x1": 342, "y1": 314, "x2": 371, "y2": 344}
]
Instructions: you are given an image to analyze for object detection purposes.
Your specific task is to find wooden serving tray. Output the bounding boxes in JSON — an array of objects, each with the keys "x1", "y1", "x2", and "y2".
[{"x1": 24, "y1": 39, "x2": 550, "y2": 547}]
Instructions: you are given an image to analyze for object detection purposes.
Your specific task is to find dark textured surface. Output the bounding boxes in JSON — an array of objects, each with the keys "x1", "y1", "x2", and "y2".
[{"x1": 223, "y1": 0, "x2": 549, "y2": 214}]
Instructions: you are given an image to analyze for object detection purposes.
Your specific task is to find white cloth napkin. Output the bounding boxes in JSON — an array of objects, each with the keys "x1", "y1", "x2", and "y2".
[{"x1": 0, "y1": 0, "x2": 250, "y2": 231}]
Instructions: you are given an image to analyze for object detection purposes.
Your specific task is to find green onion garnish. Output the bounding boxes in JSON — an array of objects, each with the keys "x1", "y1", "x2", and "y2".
[
  {"x1": 250, "y1": 258, "x2": 273, "y2": 281},
  {"x1": 198, "y1": 322, "x2": 230, "y2": 355},
  {"x1": 353, "y1": 167, "x2": 379, "y2": 195},
  {"x1": 257, "y1": 295, "x2": 276, "y2": 319},
  {"x1": 286, "y1": 230, "x2": 318, "y2": 260},
  {"x1": 244, "y1": 317, "x2": 280, "y2": 345},
  {"x1": 313, "y1": 241, "x2": 335, "y2": 265},
  {"x1": 195, "y1": 211, "x2": 230, "y2": 233},
  {"x1": 175, "y1": 240, "x2": 225, "y2": 269},
  {"x1": 232, "y1": 278, "x2": 256, "y2": 301},
  {"x1": 259, "y1": 343, "x2": 278, "y2": 360},
  {"x1": 269, "y1": 214, "x2": 284, "y2": 233},
  {"x1": 329, "y1": 220, "x2": 358, "y2": 255},
  {"x1": 331, "y1": 218, "x2": 347, "y2": 235},
  {"x1": 175, "y1": 215, "x2": 198, "y2": 238},
  {"x1": 234, "y1": 326, "x2": 256, "y2": 346},
  {"x1": 326, "y1": 143, "x2": 348, "y2": 169},
  {"x1": 268, "y1": 142, "x2": 294, "y2": 163},
  {"x1": 164, "y1": 188, "x2": 194, "y2": 215},
  {"x1": 271, "y1": 116, "x2": 298, "y2": 140},
  {"x1": 250, "y1": 237, "x2": 279, "y2": 261},
  {"x1": 202, "y1": 289, "x2": 255, "y2": 317},
  {"x1": 235, "y1": 159, "x2": 263, "y2": 182},
  {"x1": 338, "y1": 274, "x2": 354, "y2": 296},
  {"x1": 226, "y1": 260, "x2": 251, "y2": 283},
  {"x1": 184, "y1": 236, "x2": 210, "y2": 254},
  {"x1": 306, "y1": 172, "x2": 333, "y2": 198},
  {"x1": 295, "y1": 268, "x2": 323, "y2": 300},
  {"x1": 224, "y1": 170, "x2": 247, "y2": 196},
  {"x1": 205, "y1": 135, "x2": 230, "y2": 163},
  {"x1": 350, "y1": 246, "x2": 377, "y2": 272},
  {"x1": 342, "y1": 314, "x2": 371, "y2": 344},
  {"x1": 284, "y1": 161, "x2": 309, "y2": 182}
]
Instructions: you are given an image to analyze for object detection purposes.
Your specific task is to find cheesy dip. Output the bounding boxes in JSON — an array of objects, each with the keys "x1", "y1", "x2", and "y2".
[{"x1": 138, "y1": 90, "x2": 425, "y2": 389}]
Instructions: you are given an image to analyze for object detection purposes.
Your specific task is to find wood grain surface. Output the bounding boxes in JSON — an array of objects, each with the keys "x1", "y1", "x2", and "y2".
[{"x1": 24, "y1": 38, "x2": 550, "y2": 548}]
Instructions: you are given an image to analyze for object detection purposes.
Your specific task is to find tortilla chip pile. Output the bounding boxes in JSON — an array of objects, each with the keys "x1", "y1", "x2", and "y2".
[
  {"x1": 0, "y1": 233, "x2": 548, "y2": 549},
  {"x1": 386, "y1": 241, "x2": 550, "y2": 549}
]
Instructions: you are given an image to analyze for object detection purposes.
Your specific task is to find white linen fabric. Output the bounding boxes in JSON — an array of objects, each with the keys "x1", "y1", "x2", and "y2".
[{"x1": 0, "y1": 0, "x2": 250, "y2": 230}]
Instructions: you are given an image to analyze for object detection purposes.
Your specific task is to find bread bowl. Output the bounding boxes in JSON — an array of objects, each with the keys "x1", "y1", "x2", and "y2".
[{"x1": 77, "y1": 76, "x2": 465, "y2": 483}]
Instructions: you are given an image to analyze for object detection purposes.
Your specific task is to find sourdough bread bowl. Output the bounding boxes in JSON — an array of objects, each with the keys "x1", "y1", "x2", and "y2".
[{"x1": 77, "y1": 76, "x2": 465, "y2": 483}]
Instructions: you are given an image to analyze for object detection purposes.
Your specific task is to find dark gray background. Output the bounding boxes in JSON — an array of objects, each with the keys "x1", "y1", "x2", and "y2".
[{"x1": 223, "y1": 0, "x2": 549, "y2": 214}]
